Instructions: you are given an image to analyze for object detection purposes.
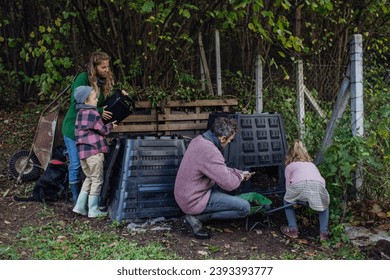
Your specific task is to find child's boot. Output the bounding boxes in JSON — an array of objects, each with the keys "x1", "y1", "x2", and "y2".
[
  {"x1": 88, "y1": 195, "x2": 107, "y2": 218},
  {"x1": 72, "y1": 191, "x2": 88, "y2": 216}
]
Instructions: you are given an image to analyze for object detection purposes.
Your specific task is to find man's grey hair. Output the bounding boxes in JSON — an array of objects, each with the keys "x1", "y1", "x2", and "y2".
[{"x1": 211, "y1": 117, "x2": 237, "y2": 138}]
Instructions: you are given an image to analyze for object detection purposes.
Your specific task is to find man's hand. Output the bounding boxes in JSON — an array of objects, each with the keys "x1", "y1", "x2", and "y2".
[{"x1": 242, "y1": 171, "x2": 254, "y2": 181}]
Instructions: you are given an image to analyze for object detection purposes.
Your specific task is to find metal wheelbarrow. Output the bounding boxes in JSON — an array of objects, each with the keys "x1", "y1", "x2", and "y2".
[
  {"x1": 8, "y1": 85, "x2": 71, "y2": 183},
  {"x1": 238, "y1": 192, "x2": 273, "y2": 231}
]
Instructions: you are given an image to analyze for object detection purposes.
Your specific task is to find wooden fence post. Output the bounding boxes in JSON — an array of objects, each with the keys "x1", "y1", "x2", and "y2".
[
  {"x1": 200, "y1": 57, "x2": 205, "y2": 91},
  {"x1": 198, "y1": 32, "x2": 214, "y2": 96}
]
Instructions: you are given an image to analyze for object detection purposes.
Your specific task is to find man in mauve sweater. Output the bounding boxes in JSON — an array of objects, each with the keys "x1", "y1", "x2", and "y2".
[{"x1": 174, "y1": 117, "x2": 252, "y2": 239}]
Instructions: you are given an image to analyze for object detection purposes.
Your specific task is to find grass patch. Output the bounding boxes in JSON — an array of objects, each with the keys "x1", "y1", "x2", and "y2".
[
  {"x1": 0, "y1": 245, "x2": 20, "y2": 260},
  {"x1": 279, "y1": 242, "x2": 365, "y2": 260},
  {"x1": 14, "y1": 220, "x2": 180, "y2": 260},
  {"x1": 325, "y1": 244, "x2": 366, "y2": 260}
]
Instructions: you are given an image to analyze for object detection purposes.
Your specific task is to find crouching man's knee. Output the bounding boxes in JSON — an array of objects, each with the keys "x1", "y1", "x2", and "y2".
[{"x1": 238, "y1": 200, "x2": 251, "y2": 218}]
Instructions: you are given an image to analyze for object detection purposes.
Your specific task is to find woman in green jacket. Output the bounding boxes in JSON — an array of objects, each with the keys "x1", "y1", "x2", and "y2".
[{"x1": 62, "y1": 51, "x2": 116, "y2": 205}]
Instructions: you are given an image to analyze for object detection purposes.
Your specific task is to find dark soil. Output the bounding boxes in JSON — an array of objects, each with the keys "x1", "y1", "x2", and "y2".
[{"x1": 0, "y1": 104, "x2": 362, "y2": 260}]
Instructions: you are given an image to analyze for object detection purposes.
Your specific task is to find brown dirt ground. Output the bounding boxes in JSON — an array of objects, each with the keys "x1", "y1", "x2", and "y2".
[
  {"x1": 0, "y1": 104, "x2": 363, "y2": 260},
  {"x1": 0, "y1": 196, "x2": 332, "y2": 259}
]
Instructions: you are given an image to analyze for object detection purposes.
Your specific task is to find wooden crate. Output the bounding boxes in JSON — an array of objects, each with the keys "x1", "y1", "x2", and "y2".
[{"x1": 111, "y1": 99, "x2": 238, "y2": 136}]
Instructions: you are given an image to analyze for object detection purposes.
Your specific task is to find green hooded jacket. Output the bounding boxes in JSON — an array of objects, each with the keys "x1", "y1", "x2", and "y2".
[{"x1": 61, "y1": 72, "x2": 107, "y2": 140}]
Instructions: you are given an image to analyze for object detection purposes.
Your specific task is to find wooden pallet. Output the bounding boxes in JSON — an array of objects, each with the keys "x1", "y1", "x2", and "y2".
[{"x1": 111, "y1": 99, "x2": 238, "y2": 136}]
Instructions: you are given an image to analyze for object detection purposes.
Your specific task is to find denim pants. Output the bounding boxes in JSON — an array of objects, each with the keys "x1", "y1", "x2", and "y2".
[
  {"x1": 63, "y1": 136, "x2": 81, "y2": 184},
  {"x1": 80, "y1": 153, "x2": 104, "y2": 196},
  {"x1": 196, "y1": 189, "x2": 250, "y2": 221},
  {"x1": 283, "y1": 200, "x2": 329, "y2": 233}
]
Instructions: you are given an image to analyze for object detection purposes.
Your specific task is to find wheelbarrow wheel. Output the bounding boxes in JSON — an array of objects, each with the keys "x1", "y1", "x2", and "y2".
[{"x1": 8, "y1": 150, "x2": 42, "y2": 181}]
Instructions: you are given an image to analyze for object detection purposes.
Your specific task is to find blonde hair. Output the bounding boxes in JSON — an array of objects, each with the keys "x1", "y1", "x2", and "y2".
[
  {"x1": 285, "y1": 140, "x2": 313, "y2": 165},
  {"x1": 86, "y1": 51, "x2": 114, "y2": 99}
]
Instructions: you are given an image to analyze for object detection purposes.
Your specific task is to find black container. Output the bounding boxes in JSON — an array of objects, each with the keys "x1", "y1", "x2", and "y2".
[
  {"x1": 99, "y1": 138, "x2": 122, "y2": 211},
  {"x1": 103, "y1": 90, "x2": 134, "y2": 124},
  {"x1": 207, "y1": 112, "x2": 288, "y2": 195},
  {"x1": 107, "y1": 136, "x2": 185, "y2": 222}
]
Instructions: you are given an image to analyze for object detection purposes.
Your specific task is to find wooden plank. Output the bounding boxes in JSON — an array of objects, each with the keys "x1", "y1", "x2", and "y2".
[
  {"x1": 163, "y1": 107, "x2": 172, "y2": 135},
  {"x1": 112, "y1": 124, "x2": 158, "y2": 133},
  {"x1": 158, "y1": 123, "x2": 207, "y2": 131},
  {"x1": 112, "y1": 123, "x2": 208, "y2": 133},
  {"x1": 134, "y1": 101, "x2": 152, "y2": 108},
  {"x1": 164, "y1": 99, "x2": 238, "y2": 107},
  {"x1": 158, "y1": 113, "x2": 210, "y2": 121},
  {"x1": 134, "y1": 99, "x2": 238, "y2": 109},
  {"x1": 112, "y1": 99, "x2": 238, "y2": 134},
  {"x1": 195, "y1": 106, "x2": 201, "y2": 134},
  {"x1": 122, "y1": 114, "x2": 157, "y2": 122}
]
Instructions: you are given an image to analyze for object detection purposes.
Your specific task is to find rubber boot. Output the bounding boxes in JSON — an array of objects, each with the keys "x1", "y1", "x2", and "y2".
[
  {"x1": 183, "y1": 215, "x2": 210, "y2": 239},
  {"x1": 72, "y1": 191, "x2": 88, "y2": 216},
  {"x1": 88, "y1": 195, "x2": 107, "y2": 218},
  {"x1": 70, "y1": 182, "x2": 82, "y2": 205}
]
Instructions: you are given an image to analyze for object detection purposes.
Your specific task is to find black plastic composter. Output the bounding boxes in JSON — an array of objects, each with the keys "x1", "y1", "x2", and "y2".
[
  {"x1": 208, "y1": 112, "x2": 288, "y2": 196},
  {"x1": 106, "y1": 136, "x2": 185, "y2": 222}
]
